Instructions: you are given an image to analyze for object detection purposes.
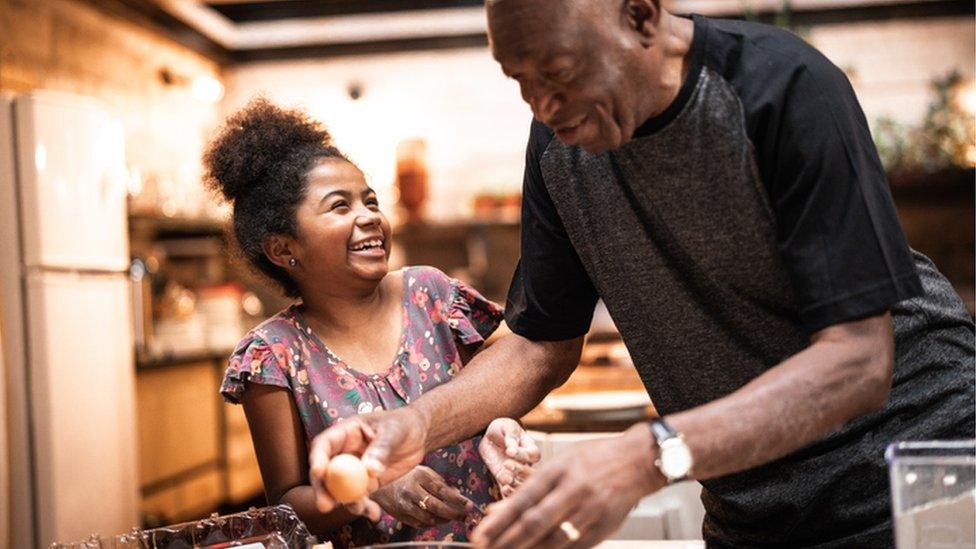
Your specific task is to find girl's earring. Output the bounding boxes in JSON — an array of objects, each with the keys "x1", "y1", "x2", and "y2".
[{"x1": 288, "y1": 258, "x2": 298, "y2": 268}]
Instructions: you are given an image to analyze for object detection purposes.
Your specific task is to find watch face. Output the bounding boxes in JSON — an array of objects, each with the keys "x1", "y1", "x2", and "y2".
[{"x1": 661, "y1": 443, "x2": 693, "y2": 479}]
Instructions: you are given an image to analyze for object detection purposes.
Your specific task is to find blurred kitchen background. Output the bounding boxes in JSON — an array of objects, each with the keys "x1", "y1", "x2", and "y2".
[{"x1": 0, "y1": 0, "x2": 972, "y2": 547}]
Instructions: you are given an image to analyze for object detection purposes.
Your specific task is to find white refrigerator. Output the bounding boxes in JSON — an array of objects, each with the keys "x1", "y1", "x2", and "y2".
[{"x1": 0, "y1": 91, "x2": 139, "y2": 548}]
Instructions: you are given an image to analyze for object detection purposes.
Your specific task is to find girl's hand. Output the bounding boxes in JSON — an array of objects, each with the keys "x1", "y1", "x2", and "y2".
[
  {"x1": 478, "y1": 418, "x2": 541, "y2": 497},
  {"x1": 372, "y1": 465, "x2": 475, "y2": 527}
]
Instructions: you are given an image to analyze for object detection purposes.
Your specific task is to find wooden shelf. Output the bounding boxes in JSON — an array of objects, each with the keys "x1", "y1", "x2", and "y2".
[{"x1": 128, "y1": 212, "x2": 227, "y2": 239}]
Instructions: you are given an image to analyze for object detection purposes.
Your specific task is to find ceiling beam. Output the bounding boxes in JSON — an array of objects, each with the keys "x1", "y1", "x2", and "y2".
[
  {"x1": 80, "y1": 0, "x2": 973, "y2": 64},
  {"x1": 206, "y1": 0, "x2": 485, "y2": 23},
  {"x1": 77, "y1": 0, "x2": 231, "y2": 64},
  {"x1": 231, "y1": 32, "x2": 488, "y2": 62}
]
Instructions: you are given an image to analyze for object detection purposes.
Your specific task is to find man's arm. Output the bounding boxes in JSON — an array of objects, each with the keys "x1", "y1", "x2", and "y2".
[
  {"x1": 416, "y1": 333, "x2": 583, "y2": 453},
  {"x1": 669, "y1": 311, "x2": 894, "y2": 479},
  {"x1": 473, "y1": 311, "x2": 895, "y2": 548}
]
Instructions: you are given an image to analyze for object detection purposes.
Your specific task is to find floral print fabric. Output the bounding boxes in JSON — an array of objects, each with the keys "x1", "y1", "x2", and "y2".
[{"x1": 221, "y1": 266, "x2": 504, "y2": 547}]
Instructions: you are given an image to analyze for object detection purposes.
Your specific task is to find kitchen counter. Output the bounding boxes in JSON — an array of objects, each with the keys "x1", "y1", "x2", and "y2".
[{"x1": 136, "y1": 349, "x2": 232, "y2": 370}]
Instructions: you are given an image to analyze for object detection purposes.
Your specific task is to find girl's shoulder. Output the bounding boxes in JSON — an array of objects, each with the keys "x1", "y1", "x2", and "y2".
[
  {"x1": 400, "y1": 265, "x2": 504, "y2": 345},
  {"x1": 222, "y1": 306, "x2": 305, "y2": 404},
  {"x1": 235, "y1": 304, "x2": 305, "y2": 349},
  {"x1": 401, "y1": 265, "x2": 455, "y2": 299}
]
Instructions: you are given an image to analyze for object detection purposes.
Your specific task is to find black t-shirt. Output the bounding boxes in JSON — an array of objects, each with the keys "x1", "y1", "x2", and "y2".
[
  {"x1": 505, "y1": 14, "x2": 975, "y2": 547},
  {"x1": 506, "y1": 15, "x2": 924, "y2": 339}
]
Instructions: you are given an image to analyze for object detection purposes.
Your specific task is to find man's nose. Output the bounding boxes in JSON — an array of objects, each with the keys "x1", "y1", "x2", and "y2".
[{"x1": 525, "y1": 81, "x2": 563, "y2": 123}]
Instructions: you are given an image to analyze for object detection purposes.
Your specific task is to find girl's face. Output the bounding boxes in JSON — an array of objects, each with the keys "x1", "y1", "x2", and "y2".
[{"x1": 291, "y1": 158, "x2": 392, "y2": 290}]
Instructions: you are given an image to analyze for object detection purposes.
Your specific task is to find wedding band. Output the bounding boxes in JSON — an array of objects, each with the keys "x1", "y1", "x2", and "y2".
[
  {"x1": 418, "y1": 495, "x2": 430, "y2": 510},
  {"x1": 560, "y1": 521, "x2": 581, "y2": 542}
]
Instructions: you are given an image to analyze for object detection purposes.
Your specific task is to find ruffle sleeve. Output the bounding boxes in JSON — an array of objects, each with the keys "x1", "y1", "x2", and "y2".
[
  {"x1": 448, "y1": 278, "x2": 504, "y2": 346},
  {"x1": 220, "y1": 335, "x2": 290, "y2": 404}
]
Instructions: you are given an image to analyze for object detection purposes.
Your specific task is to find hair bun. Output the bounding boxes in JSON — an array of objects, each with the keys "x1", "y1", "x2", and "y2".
[{"x1": 203, "y1": 97, "x2": 332, "y2": 202}]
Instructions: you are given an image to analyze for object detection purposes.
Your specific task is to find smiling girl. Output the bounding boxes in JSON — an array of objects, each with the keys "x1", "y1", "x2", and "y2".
[{"x1": 204, "y1": 99, "x2": 537, "y2": 547}]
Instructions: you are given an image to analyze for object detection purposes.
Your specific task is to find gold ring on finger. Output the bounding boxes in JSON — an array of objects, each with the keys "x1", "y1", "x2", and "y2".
[
  {"x1": 418, "y1": 495, "x2": 430, "y2": 511},
  {"x1": 560, "y1": 521, "x2": 581, "y2": 542}
]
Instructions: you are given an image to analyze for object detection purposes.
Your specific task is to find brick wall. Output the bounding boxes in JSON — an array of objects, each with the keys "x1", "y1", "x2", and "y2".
[
  {"x1": 0, "y1": 0, "x2": 224, "y2": 219},
  {"x1": 807, "y1": 17, "x2": 975, "y2": 127}
]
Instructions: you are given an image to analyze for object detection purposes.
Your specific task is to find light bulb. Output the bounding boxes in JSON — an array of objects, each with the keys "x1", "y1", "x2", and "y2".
[{"x1": 191, "y1": 75, "x2": 225, "y2": 104}]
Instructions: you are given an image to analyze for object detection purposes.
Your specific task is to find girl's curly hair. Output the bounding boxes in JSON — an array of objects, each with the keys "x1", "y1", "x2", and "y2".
[{"x1": 203, "y1": 98, "x2": 348, "y2": 297}]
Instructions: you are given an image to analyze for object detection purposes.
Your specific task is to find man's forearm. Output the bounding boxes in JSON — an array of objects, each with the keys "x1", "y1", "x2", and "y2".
[
  {"x1": 669, "y1": 313, "x2": 894, "y2": 480},
  {"x1": 413, "y1": 333, "x2": 583, "y2": 453}
]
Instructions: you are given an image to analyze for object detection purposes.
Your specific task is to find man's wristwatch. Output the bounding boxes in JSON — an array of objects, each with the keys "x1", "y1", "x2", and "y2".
[{"x1": 648, "y1": 419, "x2": 693, "y2": 483}]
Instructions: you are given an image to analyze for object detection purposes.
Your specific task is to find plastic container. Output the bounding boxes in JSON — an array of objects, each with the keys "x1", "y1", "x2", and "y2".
[
  {"x1": 51, "y1": 505, "x2": 316, "y2": 549},
  {"x1": 886, "y1": 440, "x2": 976, "y2": 548}
]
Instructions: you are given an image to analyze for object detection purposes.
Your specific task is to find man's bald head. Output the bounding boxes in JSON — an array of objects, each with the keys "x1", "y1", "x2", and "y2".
[
  {"x1": 486, "y1": 0, "x2": 673, "y2": 153},
  {"x1": 486, "y1": 0, "x2": 617, "y2": 38}
]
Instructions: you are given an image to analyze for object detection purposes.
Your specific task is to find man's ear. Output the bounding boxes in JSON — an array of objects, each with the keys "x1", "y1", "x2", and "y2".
[
  {"x1": 624, "y1": 0, "x2": 661, "y2": 46},
  {"x1": 263, "y1": 234, "x2": 297, "y2": 269}
]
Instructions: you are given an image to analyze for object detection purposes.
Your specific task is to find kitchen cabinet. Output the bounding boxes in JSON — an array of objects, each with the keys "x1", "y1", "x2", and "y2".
[
  {"x1": 135, "y1": 357, "x2": 265, "y2": 524},
  {"x1": 136, "y1": 360, "x2": 223, "y2": 522},
  {"x1": 223, "y1": 399, "x2": 264, "y2": 504}
]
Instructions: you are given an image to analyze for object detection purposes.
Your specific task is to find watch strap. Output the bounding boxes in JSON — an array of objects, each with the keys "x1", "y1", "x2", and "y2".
[{"x1": 649, "y1": 418, "x2": 678, "y2": 445}]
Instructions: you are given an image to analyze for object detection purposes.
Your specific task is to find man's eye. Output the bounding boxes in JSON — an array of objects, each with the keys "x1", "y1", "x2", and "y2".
[{"x1": 548, "y1": 70, "x2": 572, "y2": 82}]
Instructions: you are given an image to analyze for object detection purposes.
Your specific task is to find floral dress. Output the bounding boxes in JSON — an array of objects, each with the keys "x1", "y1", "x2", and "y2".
[{"x1": 220, "y1": 266, "x2": 504, "y2": 547}]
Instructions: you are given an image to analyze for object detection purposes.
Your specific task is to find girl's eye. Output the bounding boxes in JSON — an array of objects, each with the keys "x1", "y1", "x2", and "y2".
[
  {"x1": 366, "y1": 197, "x2": 379, "y2": 207},
  {"x1": 330, "y1": 200, "x2": 349, "y2": 211}
]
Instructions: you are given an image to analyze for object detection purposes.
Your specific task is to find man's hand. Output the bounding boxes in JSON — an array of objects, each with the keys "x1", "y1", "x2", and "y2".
[
  {"x1": 472, "y1": 424, "x2": 665, "y2": 548},
  {"x1": 373, "y1": 465, "x2": 477, "y2": 527},
  {"x1": 479, "y1": 418, "x2": 541, "y2": 497},
  {"x1": 309, "y1": 408, "x2": 428, "y2": 514}
]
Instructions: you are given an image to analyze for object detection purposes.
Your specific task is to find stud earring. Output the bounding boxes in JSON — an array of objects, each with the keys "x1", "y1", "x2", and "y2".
[{"x1": 288, "y1": 258, "x2": 298, "y2": 267}]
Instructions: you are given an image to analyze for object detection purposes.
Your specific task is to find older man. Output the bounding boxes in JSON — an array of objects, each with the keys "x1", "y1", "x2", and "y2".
[{"x1": 310, "y1": 1, "x2": 975, "y2": 547}]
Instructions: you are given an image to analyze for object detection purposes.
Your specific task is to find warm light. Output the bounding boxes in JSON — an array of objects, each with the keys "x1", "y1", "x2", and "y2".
[
  {"x1": 952, "y1": 80, "x2": 976, "y2": 116},
  {"x1": 191, "y1": 75, "x2": 225, "y2": 104},
  {"x1": 242, "y1": 292, "x2": 263, "y2": 317},
  {"x1": 34, "y1": 143, "x2": 47, "y2": 172},
  {"x1": 128, "y1": 166, "x2": 143, "y2": 196}
]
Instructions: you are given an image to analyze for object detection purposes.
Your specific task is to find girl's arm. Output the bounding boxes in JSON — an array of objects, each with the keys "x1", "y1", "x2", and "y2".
[{"x1": 241, "y1": 383, "x2": 362, "y2": 535}]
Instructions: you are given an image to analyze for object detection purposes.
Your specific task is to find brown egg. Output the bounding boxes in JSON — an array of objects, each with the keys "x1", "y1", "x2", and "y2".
[{"x1": 326, "y1": 453, "x2": 370, "y2": 503}]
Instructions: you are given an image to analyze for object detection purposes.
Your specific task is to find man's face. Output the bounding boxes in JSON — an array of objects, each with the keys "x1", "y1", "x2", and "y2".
[{"x1": 488, "y1": 0, "x2": 648, "y2": 154}]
